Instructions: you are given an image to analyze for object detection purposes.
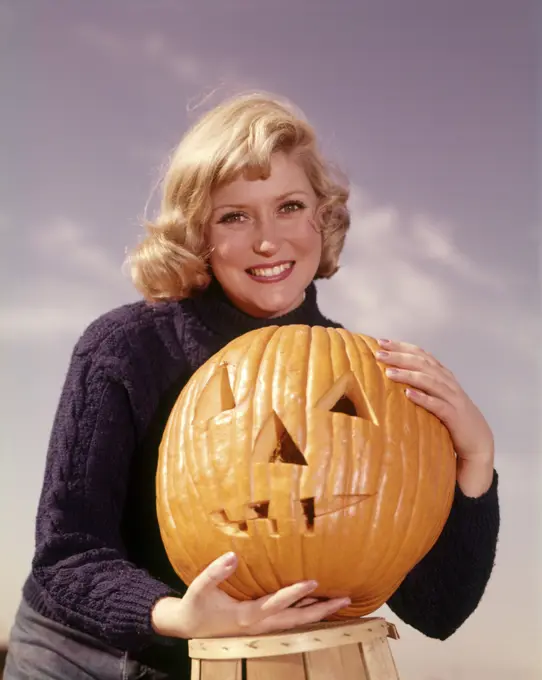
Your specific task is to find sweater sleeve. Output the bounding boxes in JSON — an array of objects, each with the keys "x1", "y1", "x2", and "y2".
[
  {"x1": 28, "y1": 347, "x2": 178, "y2": 652},
  {"x1": 386, "y1": 470, "x2": 500, "y2": 640}
]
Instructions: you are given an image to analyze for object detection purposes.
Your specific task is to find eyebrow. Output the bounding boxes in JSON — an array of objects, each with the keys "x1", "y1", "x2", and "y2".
[{"x1": 212, "y1": 190, "x2": 311, "y2": 214}]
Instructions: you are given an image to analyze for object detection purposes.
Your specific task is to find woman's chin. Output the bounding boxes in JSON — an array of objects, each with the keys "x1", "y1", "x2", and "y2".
[{"x1": 247, "y1": 289, "x2": 305, "y2": 319}]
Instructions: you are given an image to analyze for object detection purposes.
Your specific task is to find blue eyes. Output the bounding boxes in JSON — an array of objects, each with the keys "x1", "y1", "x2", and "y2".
[{"x1": 218, "y1": 201, "x2": 306, "y2": 224}]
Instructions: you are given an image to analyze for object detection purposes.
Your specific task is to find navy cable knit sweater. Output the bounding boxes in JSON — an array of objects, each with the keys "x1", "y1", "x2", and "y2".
[{"x1": 21, "y1": 280, "x2": 499, "y2": 675}]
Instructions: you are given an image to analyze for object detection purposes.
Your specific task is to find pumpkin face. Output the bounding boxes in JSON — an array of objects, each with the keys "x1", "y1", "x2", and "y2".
[{"x1": 157, "y1": 325, "x2": 456, "y2": 617}]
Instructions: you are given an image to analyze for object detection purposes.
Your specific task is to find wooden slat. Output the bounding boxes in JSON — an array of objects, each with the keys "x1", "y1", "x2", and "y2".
[
  {"x1": 340, "y1": 644, "x2": 370, "y2": 680},
  {"x1": 304, "y1": 643, "x2": 366, "y2": 680},
  {"x1": 246, "y1": 654, "x2": 306, "y2": 680},
  {"x1": 189, "y1": 618, "x2": 389, "y2": 660},
  {"x1": 360, "y1": 637, "x2": 400, "y2": 679},
  {"x1": 191, "y1": 618, "x2": 402, "y2": 679},
  {"x1": 200, "y1": 659, "x2": 242, "y2": 680}
]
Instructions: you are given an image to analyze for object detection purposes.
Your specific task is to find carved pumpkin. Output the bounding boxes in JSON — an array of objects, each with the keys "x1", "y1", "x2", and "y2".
[{"x1": 157, "y1": 325, "x2": 456, "y2": 617}]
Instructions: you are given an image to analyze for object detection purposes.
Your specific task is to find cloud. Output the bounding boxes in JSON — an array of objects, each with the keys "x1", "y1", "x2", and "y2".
[
  {"x1": 32, "y1": 219, "x2": 124, "y2": 286},
  {"x1": 76, "y1": 24, "x2": 203, "y2": 84},
  {"x1": 76, "y1": 23, "x2": 129, "y2": 61},
  {"x1": 0, "y1": 306, "x2": 104, "y2": 339},
  {"x1": 318, "y1": 187, "x2": 539, "y2": 361},
  {"x1": 409, "y1": 215, "x2": 502, "y2": 289},
  {"x1": 142, "y1": 32, "x2": 200, "y2": 82},
  {"x1": 0, "y1": 218, "x2": 135, "y2": 342}
]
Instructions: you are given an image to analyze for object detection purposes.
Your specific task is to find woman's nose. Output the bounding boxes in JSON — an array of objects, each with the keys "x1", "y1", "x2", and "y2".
[
  {"x1": 254, "y1": 238, "x2": 280, "y2": 256},
  {"x1": 252, "y1": 215, "x2": 281, "y2": 255}
]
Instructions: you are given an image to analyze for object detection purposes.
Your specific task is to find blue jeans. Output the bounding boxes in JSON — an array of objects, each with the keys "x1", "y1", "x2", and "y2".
[{"x1": 4, "y1": 599, "x2": 172, "y2": 679}]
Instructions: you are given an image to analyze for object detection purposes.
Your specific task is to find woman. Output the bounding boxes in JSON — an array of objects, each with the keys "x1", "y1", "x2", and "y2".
[{"x1": 5, "y1": 93, "x2": 499, "y2": 679}]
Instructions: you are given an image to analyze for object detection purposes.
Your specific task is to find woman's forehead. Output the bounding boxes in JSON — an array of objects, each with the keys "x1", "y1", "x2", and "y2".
[{"x1": 211, "y1": 153, "x2": 313, "y2": 207}]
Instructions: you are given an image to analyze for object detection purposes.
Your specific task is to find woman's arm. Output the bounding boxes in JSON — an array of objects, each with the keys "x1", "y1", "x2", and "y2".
[
  {"x1": 386, "y1": 468, "x2": 499, "y2": 639},
  {"x1": 456, "y1": 457, "x2": 495, "y2": 498},
  {"x1": 27, "y1": 345, "x2": 179, "y2": 653}
]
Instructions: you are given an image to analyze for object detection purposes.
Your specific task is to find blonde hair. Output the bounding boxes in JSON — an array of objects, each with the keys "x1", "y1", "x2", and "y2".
[{"x1": 127, "y1": 92, "x2": 350, "y2": 301}]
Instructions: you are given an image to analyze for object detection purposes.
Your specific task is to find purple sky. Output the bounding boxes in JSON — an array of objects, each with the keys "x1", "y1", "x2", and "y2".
[{"x1": 1, "y1": 1, "x2": 540, "y2": 678}]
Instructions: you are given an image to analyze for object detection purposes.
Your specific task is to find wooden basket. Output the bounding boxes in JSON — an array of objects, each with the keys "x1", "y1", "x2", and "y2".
[{"x1": 189, "y1": 617, "x2": 400, "y2": 679}]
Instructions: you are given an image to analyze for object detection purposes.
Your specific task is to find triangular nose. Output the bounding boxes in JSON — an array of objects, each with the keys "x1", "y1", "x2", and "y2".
[{"x1": 253, "y1": 411, "x2": 308, "y2": 465}]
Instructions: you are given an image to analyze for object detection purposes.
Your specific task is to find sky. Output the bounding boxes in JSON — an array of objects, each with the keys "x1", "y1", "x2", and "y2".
[{"x1": 1, "y1": 1, "x2": 540, "y2": 678}]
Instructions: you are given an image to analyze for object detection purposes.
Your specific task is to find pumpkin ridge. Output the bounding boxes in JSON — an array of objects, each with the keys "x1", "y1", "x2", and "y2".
[
  {"x1": 344, "y1": 333, "x2": 388, "y2": 596},
  {"x1": 404, "y1": 392, "x2": 425, "y2": 567},
  {"x1": 234, "y1": 327, "x2": 283, "y2": 596},
  {"x1": 181, "y1": 377, "x2": 213, "y2": 579},
  {"x1": 252, "y1": 327, "x2": 286, "y2": 593},
  {"x1": 372, "y1": 384, "x2": 415, "y2": 593},
  {"x1": 156, "y1": 397, "x2": 179, "y2": 567},
  {"x1": 163, "y1": 377, "x2": 199, "y2": 582},
  {"x1": 413, "y1": 390, "x2": 438, "y2": 561},
  {"x1": 164, "y1": 378, "x2": 184, "y2": 572},
  {"x1": 355, "y1": 335, "x2": 386, "y2": 590},
  {"x1": 398, "y1": 379, "x2": 426, "y2": 578},
  {"x1": 382, "y1": 359, "x2": 430, "y2": 593},
  {"x1": 303, "y1": 325, "x2": 333, "y2": 585},
  {"x1": 321, "y1": 328, "x2": 347, "y2": 588},
  {"x1": 298, "y1": 325, "x2": 312, "y2": 584},
  {"x1": 362, "y1": 333, "x2": 393, "y2": 598},
  {"x1": 394, "y1": 385, "x2": 422, "y2": 578},
  {"x1": 335, "y1": 332, "x2": 379, "y2": 572},
  {"x1": 422, "y1": 405, "x2": 440, "y2": 555},
  {"x1": 272, "y1": 326, "x2": 309, "y2": 584}
]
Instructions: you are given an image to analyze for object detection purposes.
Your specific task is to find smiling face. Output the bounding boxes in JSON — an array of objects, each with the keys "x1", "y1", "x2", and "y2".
[{"x1": 207, "y1": 151, "x2": 323, "y2": 318}]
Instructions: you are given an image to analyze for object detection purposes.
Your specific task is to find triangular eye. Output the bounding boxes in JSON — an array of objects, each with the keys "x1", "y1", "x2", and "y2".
[
  {"x1": 314, "y1": 371, "x2": 379, "y2": 425},
  {"x1": 194, "y1": 363, "x2": 236, "y2": 422},
  {"x1": 253, "y1": 411, "x2": 308, "y2": 465},
  {"x1": 330, "y1": 396, "x2": 358, "y2": 417}
]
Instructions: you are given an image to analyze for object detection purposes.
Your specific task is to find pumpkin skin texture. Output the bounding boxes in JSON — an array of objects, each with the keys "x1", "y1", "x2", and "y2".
[{"x1": 157, "y1": 325, "x2": 456, "y2": 618}]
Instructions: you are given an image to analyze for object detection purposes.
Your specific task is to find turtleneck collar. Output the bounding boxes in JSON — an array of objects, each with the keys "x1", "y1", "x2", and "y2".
[{"x1": 190, "y1": 277, "x2": 338, "y2": 343}]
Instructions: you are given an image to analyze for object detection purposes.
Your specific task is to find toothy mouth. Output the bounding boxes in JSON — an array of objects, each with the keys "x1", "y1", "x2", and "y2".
[
  {"x1": 246, "y1": 261, "x2": 294, "y2": 278},
  {"x1": 211, "y1": 494, "x2": 373, "y2": 537}
]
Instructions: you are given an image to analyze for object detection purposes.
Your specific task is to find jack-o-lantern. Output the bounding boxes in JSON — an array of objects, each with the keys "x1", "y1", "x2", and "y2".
[{"x1": 157, "y1": 325, "x2": 456, "y2": 617}]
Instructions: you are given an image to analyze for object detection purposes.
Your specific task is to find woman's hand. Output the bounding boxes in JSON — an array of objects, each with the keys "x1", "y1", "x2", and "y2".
[
  {"x1": 152, "y1": 552, "x2": 350, "y2": 639},
  {"x1": 375, "y1": 338, "x2": 495, "y2": 497}
]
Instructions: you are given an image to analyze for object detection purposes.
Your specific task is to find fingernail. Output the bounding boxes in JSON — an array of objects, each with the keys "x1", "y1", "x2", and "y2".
[
  {"x1": 339, "y1": 598, "x2": 351, "y2": 607},
  {"x1": 222, "y1": 552, "x2": 237, "y2": 566},
  {"x1": 306, "y1": 580, "x2": 318, "y2": 589},
  {"x1": 386, "y1": 368, "x2": 399, "y2": 376},
  {"x1": 378, "y1": 338, "x2": 391, "y2": 346},
  {"x1": 375, "y1": 350, "x2": 389, "y2": 359}
]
